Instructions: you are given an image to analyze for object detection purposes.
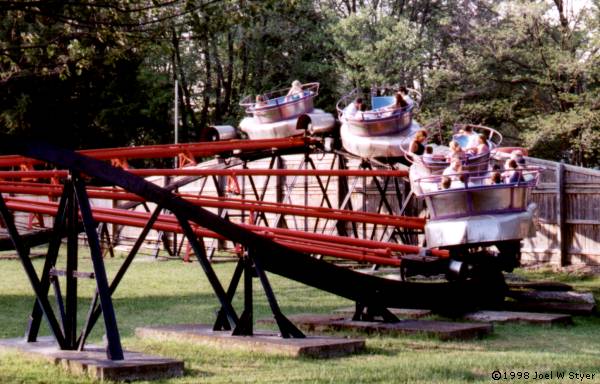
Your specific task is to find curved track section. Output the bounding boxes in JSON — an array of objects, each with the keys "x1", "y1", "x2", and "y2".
[{"x1": 0, "y1": 138, "x2": 502, "y2": 316}]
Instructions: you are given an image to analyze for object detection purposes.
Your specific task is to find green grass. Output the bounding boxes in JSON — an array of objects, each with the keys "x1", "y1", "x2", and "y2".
[{"x1": 1, "y1": 251, "x2": 600, "y2": 383}]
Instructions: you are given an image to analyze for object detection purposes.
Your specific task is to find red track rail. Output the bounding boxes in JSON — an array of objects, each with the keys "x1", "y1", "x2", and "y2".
[
  {"x1": 0, "y1": 137, "x2": 313, "y2": 168},
  {"x1": 0, "y1": 168, "x2": 408, "y2": 179},
  {"x1": 4, "y1": 196, "x2": 447, "y2": 259},
  {"x1": 0, "y1": 181, "x2": 425, "y2": 229},
  {"x1": 4, "y1": 197, "x2": 412, "y2": 265}
]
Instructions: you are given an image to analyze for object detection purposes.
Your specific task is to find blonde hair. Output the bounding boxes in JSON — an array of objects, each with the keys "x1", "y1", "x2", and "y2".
[{"x1": 292, "y1": 80, "x2": 302, "y2": 88}]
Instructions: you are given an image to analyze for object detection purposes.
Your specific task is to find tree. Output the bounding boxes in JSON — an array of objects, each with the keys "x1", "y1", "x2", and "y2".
[
  {"x1": 0, "y1": 1, "x2": 190, "y2": 148},
  {"x1": 424, "y1": 0, "x2": 600, "y2": 166}
]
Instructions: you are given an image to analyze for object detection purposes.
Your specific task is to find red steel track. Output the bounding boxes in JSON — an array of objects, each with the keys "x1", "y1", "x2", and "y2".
[
  {"x1": 0, "y1": 137, "x2": 446, "y2": 265},
  {"x1": 0, "y1": 137, "x2": 314, "y2": 167}
]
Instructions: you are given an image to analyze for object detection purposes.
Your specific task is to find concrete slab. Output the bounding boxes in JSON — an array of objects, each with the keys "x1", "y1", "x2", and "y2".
[
  {"x1": 259, "y1": 314, "x2": 492, "y2": 341},
  {"x1": 508, "y1": 281, "x2": 573, "y2": 292},
  {"x1": 136, "y1": 324, "x2": 365, "y2": 358},
  {"x1": 464, "y1": 310, "x2": 572, "y2": 325},
  {"x1": 333, "y1": 307, "x2": 433, "y2": 319},
  {"x1": 0, "y1": 337, "x2": 184, "y2": 382},
  {"x1": 500, "y1": 301, "x2": 596, "y2": 316},
  {"x1": 509, "y1": 290, "x2": 596, "y2": 304}
]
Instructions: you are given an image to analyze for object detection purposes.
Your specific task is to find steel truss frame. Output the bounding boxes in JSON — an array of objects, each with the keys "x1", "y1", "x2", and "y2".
[{"x1": 0, "y1": 138, "x2": 496, "y2": 362}]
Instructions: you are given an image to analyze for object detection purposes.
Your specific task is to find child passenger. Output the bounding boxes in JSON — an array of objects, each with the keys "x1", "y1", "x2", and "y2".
[
  {"x1": 467, "y1": 134, "x2": 489, "y2": 156},
  {"x1": 287, "y1": 80, "x2": 303, "y2": 96},
  {"x1": 443, "y1": 157, "x2": 462, "y2": 180},
  {"x1": 446, "y1": 140, "x2": 465, "y2": 162},
  {"x1": 503, "y1": 159, "x2": 522, "y2": 183},
  {"x1": 440, "y1": 176, "x2": 452, "y2": 190},
  {"x1": 489, "y1": 171, "x2": 503, "y2": 185}
]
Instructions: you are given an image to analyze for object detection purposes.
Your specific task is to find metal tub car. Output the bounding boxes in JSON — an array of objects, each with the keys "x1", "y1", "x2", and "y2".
[{"x1": 240, "y1": 82, "x2": 319, "y2": 124}]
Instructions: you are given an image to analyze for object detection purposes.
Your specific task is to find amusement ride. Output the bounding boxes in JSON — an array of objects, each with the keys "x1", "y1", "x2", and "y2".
[{"x1": 0, "y1": 81, "x2": 540, "y2": 361}]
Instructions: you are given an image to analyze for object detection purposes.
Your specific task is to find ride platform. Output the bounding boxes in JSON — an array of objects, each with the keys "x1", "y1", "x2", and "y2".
[
  {"x1": 0, "y1": 337, "x2": 184, "y2": 382},
  {"x1": 464, "y1": 310, "x2": 572, "y2": 325},
  {"x1": 258, "y1": 314, "x2": 492, "y2": 341},
  {"x1": 135, "y1": 324, "x2": 365, "y2": 358}
]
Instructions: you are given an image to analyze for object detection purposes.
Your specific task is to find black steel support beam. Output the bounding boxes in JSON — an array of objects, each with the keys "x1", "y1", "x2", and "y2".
[
  {"x1": 77, "y1": 204, "x2": 164, "y2": 350},
  {"x1": 73, "y1": 176, "x2": 124, "y2": 360},
  {"x1": 65, "y1": 179, "x2": 78, "y2": 348},
  {"x1": 176, "y1": 215, "x2": 239, "y2": 328},
  {"x1": 0, "y1": 194, "x2": 67, "y2": 348},
  {"x1": 26, "y1": 184, "x2": 70, "y2": 342},
  {"x1": 250, "y1": 249, "x2": 304, "y2": 339},
  {"x1": 232, "y1": 256, "x2": 254, "y2": 336},
  {"x1": 213, "y1": 259, "x2": 244, "y2": 331}
]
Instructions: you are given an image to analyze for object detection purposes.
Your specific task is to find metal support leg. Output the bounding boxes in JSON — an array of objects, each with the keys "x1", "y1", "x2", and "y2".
[
  {"x1": 77, "y1": 205, "x2": 164, "y2": 350},
  {"x1": 65, "y1": 181, "x2": 78, "y2": 348},
  {"x1": 213, "y1": 259, "x2": 244, "y2": 331},
  {"x1": 73, "y1": 176, "x2": 124, "y2": 360},
  {"x1": 250, "y1": 249, "x2": 304, "y2": 338},
  {"x1": 232, "y1": 256, "x2": 254, "y2": 336},
  {"x1": 177, "y1": 215, "x2": 239, "y2": 329},
  {"x1": 0, "y1": 194, "x2": 66, "y2": 348},
  {"x1": 26, "y1": 184, "x2": 70, "y2": 342}
]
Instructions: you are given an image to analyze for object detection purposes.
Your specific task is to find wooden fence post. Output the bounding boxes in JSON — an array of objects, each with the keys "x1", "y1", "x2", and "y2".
[{"x1": 556, "y1": 161, "x2": 569, "y2": 266}]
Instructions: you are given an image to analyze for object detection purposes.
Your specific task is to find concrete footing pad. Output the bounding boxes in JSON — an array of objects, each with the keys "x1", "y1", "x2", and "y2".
[
  {"x1": 333, "y1": 307, "x2": 433, "y2": 319},
  {"x1": 464, "y1": 310, "x2": 573, "y2": 325},
  {"x1": 0, "y1": 337, "x2": 184, "y2": 381},
  {"x1": 498, "y1": 301, "x2": 595, "y2": 315},
  {"x1": 135, "y1": 324, "x2": 365, "y2": 358},
  {"x1": 259, "y1": 314, "x2": 492, "y2": 341}
]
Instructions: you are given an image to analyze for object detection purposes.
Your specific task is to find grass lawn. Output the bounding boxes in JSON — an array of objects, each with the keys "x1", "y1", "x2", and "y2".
[{"x1": 1, "y1": 250, "x2": 600, "y2": 383}]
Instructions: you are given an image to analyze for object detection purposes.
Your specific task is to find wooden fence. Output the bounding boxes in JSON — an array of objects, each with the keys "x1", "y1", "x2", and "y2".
[{"x1": 522, "y1": 157, "x2": 600, "y2": 266}]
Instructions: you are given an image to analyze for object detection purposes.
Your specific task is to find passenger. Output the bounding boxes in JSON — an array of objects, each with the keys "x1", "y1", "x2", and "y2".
[
  {"x1": 503, "y1": 159, "x2": 522, "y2": 183},
  {"x1": 451, "y1": 174, "x2": 467, "y2": 189},
  {"x1": 443, "y1": 157, "x2": 462, "y2": 180},
  {"x1": 343, "y1": 97, "x2": 363, "y2": 119},
  {"x1": 510, "y1": 150, "x2": 526, "y2": 167},
  {"x1": 440, "y1": 176, "x2": 452, "y2": 190},
  {"x1": 255, "y1": 95, "x2": 267, "y2": 108},
  {"x1": 381, "y1": 92, "x2": 408, "y2": 117},
  {"x1": 409, "y1": 129, "x2": 428, "y2": 155},
  {"x1": 488, "y1": 171, "x2": 503, "y2": 185},
  {"x1": 390, "y1": 92, "x2": 408, "y2": 110},
  {"x1": 355, "y1": 103, "x2": 369, "y2": 120},
  {"x1": 467, "y1": 134, "x2": 489, "y2": 156},
  {"x1": 462, "y1": 125, "x2": 479, "y2": 150},
  {"x1": 399, "y1": 86, "x2": 415, "y2": 109},
  {"x1": 286, "y1": 80, "x2": 304, "y2": 99},
  {"x1": 446, "y1": 140, "x2": 465, "y2": 161},
  {"x1": 423, "y1": 145, "x2": 434, "y2": 162}
]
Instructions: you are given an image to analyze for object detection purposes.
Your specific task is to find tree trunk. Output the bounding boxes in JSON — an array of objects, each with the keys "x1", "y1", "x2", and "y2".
[
  {"x1": 211, "y1": 35, "x2": 224, "y2": 122},
  {"x1": 199, "y1": 38, "x2": 212, "y2": 138},
  {"x1": 223, "y1": 30, "x2": 234, "y2": 117},
  {"x1": 170, "y1": 29, "x2": 190, "y2": 142},
  {"x1": 239, "y1": 33, "x2": 249, "y2": 96}
]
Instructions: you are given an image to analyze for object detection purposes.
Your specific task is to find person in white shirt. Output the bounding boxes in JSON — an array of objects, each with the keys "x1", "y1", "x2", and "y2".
[
  {"x1": 287, "y1": 80, "x2": 303, "y2": 97},
  {"x1": 343, "y1": 98, "x2": 363, "y2": 119},
  {"x1": 443, "y1": 157, "x2": 463, "y2": 180}
]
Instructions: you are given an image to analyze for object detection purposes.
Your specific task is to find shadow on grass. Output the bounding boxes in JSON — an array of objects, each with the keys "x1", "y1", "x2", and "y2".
[{"x1": 0, "y1": 293, "x2": 348, "y2": 340}]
